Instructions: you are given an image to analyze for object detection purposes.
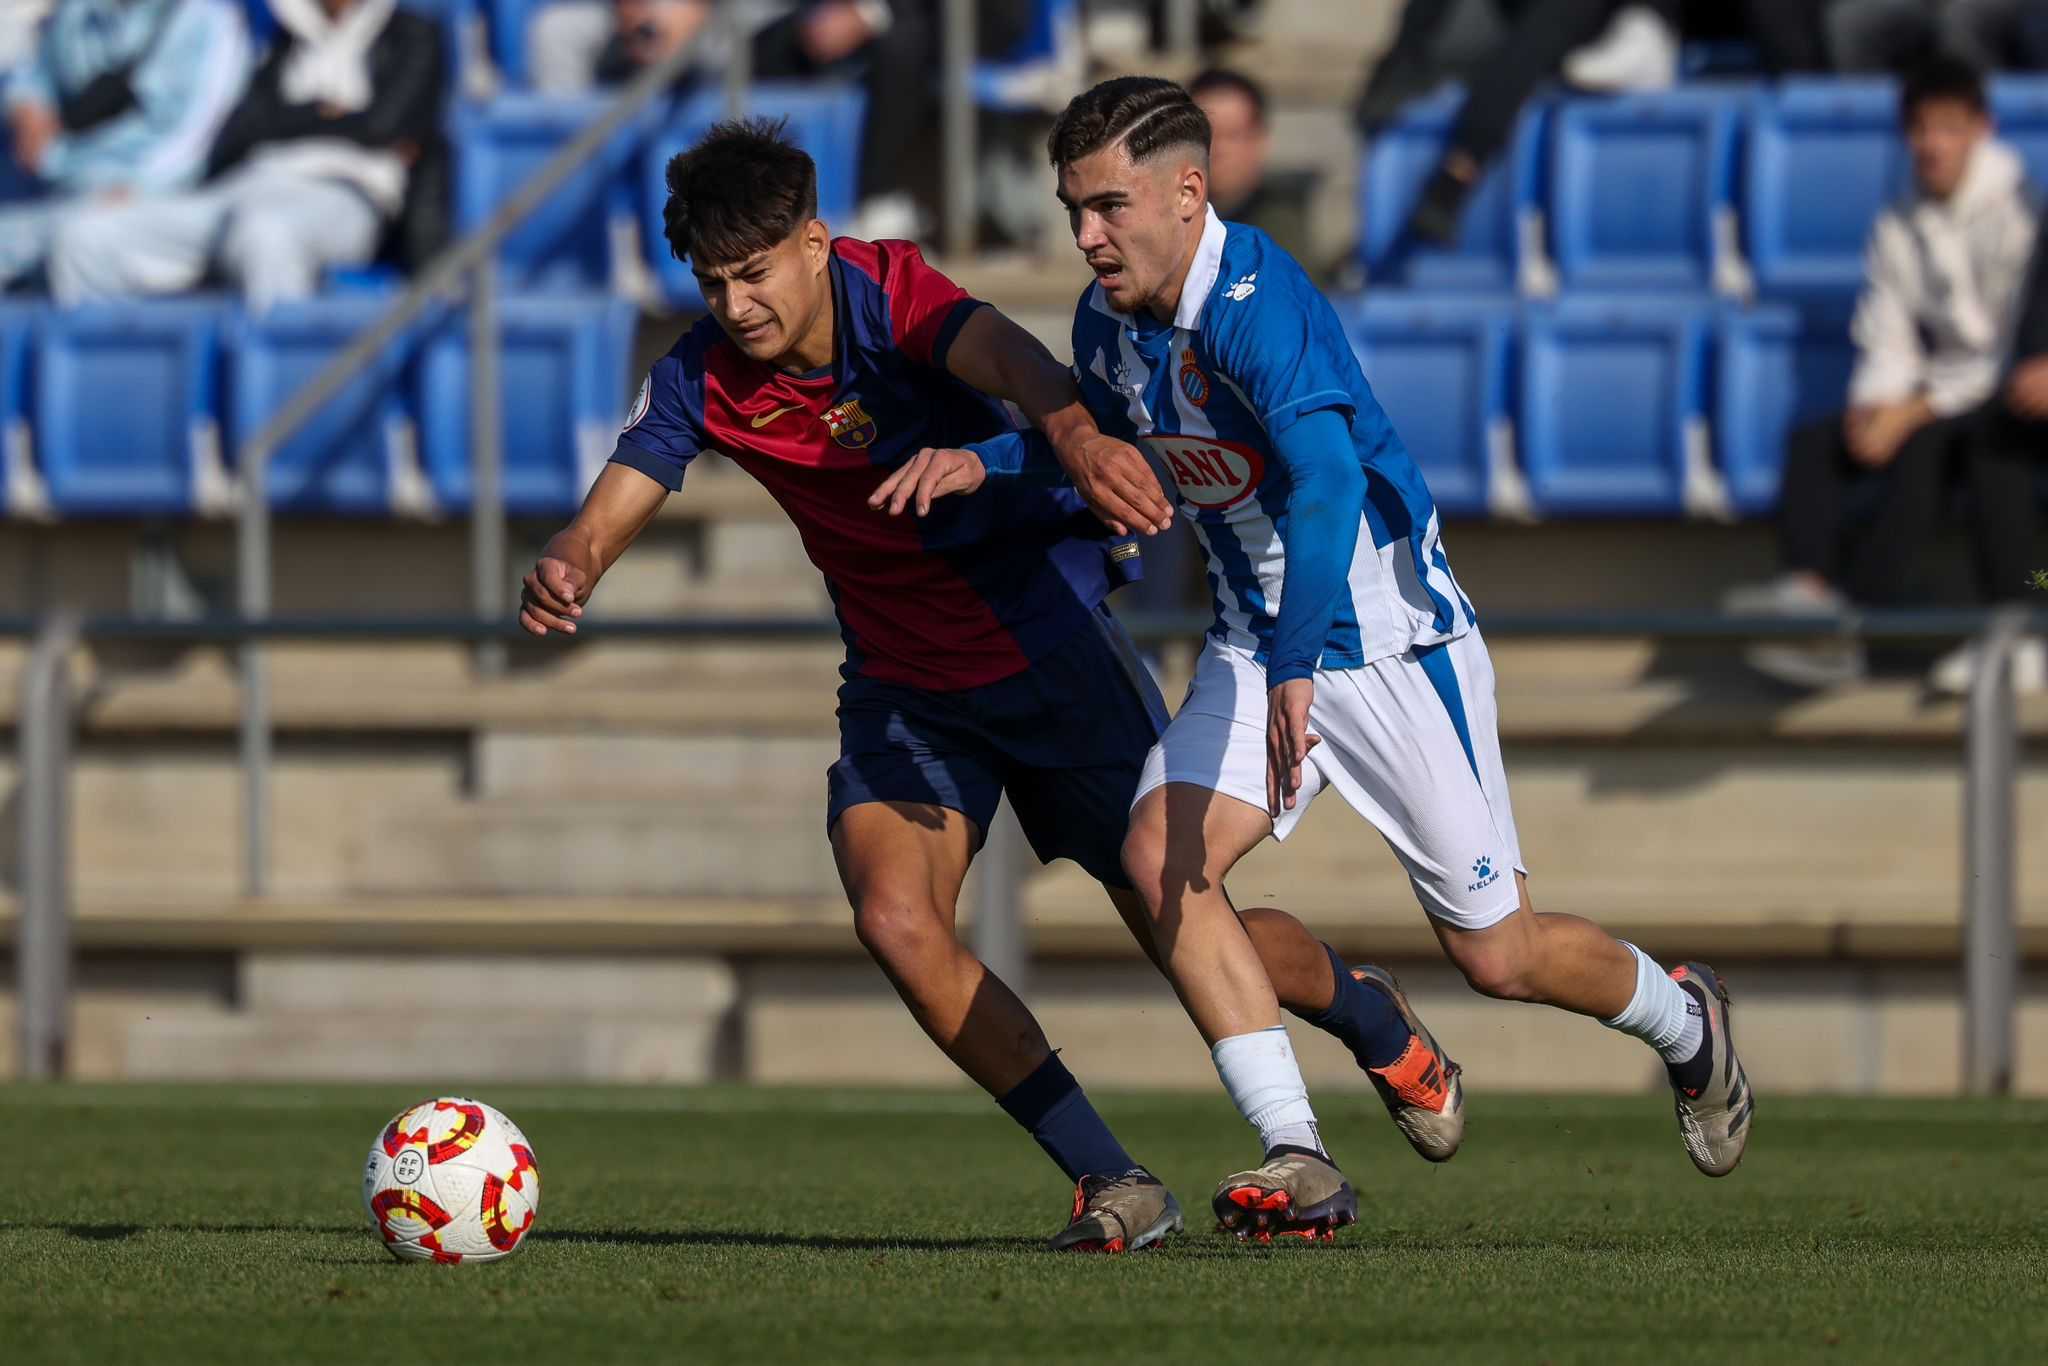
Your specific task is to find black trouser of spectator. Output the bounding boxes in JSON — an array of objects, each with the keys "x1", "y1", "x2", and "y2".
[
  {"x1": 1964, "y1": 403, "x2": 2048, "y2": 603},
  {"x1": 1437, "y1": 0, "x2": 1831, "y2": 174},
  {"x1": 751, "y1": 2, "x2": 1033, "y2": 208},
  {"x1": 1779, "y1": 407, "x2": 2044, "y2": 606},
  {"x1": 1439, "y1": 0, "x2": 1622, "y2": 174},
  {"x1": 1779, "y1": 412, "x2": 1971, "y2": 605}
]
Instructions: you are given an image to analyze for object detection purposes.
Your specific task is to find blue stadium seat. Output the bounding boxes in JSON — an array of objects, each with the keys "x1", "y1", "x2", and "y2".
[
  {"x1": 454, "y1": 93, "x2": 666, "y2": 291},
  {"x1": 1339, "y1": 293, "x2": 1514, "y2": 519},
  {"x1": 229, "y1": 298, "x2": 425, "y2": 514},
  {"x1": 486, "y1": 0, "x2": 551, "y2": 89},
  {"x1": 0, "y1": 302, "x2": 41, "y2": 515},
  {"x1": 1359, "y1": 88, "x2": 1551, "y2": 293},
  {"x1": 1715, "y1": 300, "x2": 1857, "y2": 516},
  {"x1": 1518, "y1": 296, "x2": 1713, "y2": 516},
  {"x1": 35, "y1": 300, "x2": 231, "y2": 516},
  {"x1": 1991, "y1": 77, "x2": 2048, "y2": 193},
  {"x1": 973, "y1": 0, "x2": 1082, "y2": 112},
  {"x1": 1549, "y1": 89, "x2": 1743, "y2": 292},
  {"x1": 418, "y1": 292, "x2": 637, "y2": 515},
  {"x1": 642, "y1": 83, "x2": 867, "y2": 306},
  {"x1": 1746, "y1": 81, "x2": 1905, "y2": 298}
]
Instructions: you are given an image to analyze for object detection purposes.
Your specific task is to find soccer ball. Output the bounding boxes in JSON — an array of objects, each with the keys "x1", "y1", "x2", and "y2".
[{"x1": 361, "y1": 1096, "x2": 541, "y2": 1263}]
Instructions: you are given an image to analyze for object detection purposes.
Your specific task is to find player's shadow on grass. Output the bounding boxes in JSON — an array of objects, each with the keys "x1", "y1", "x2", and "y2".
[
  {"x1": 7, "y1": 1221, "x2": 363, "y2": 1241},
  {"x1": 534, "y1": 1229, "x2": 1044, "y2": 1253}
]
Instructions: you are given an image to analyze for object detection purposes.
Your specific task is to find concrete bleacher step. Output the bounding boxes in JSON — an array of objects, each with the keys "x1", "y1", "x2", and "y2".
[{"x1": 120, "y1": 953, "x2": 739, "y2": 1083}]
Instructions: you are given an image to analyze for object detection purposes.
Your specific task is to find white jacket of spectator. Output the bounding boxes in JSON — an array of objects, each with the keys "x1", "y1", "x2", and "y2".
[
  {"x1": 246, "y1": 0, "x2": 408, "y2": 216},
  {"x1": 3, "y1": 0, "x2": 250, "y2": 193},
  {"x1": 1849, "y1": 138, "x2": 2041, "y2": 416}
]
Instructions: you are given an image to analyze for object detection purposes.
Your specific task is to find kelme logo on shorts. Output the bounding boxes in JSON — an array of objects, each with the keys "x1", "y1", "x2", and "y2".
[
  {"x1": 1143, "y1": 435, "x2": 1265, "y2": 512},
  {"x1": 1468, "y1": 855, "x2": 1500, "y2": 894}
]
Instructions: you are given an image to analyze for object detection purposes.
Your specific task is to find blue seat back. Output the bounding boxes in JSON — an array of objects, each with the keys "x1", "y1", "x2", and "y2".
[
  {"x1": 1715, "y1": 301, "x2": 1856, "y2": 516},
  {"x1": 1992, "y1": 77, "x2": 2048, "y2": 194},
  {"x1": 420, "y1": 292, "x2": 636, "y2": 515},
  {"x1": 455, "y1": 93, "x2": 663, "y2": 290},
  {"x1": 1746, "y1": 81, "x2": 1905, "y2": 296},
  {"x1": 1359, "y1": 89, "x2": 1547, "y2": 292},
  {"x1": 487, "y1": 0, "x2": 551, "y2": 88},
  {"x1": 230, "y1": 298, "x2": 419, "y2": 514},
  {"x1": 1518, "y1": 297, "x2": 1710, "y2": 516},
  {"x1": 36, "y1": 301, "x2": 227, "y2": 516},
  {"x1": 1341, "y1": 295, "x2": 1512, "y2": 519},
  {"x1": 0, "y1": 303, "x2": 40, "y2": 514},
  {"x1": 1551, "y1": 89, "x2": 1742, "y2": 291},
  {"x1": 643, "y1": 84, "x2": 867, "y2": 305}
]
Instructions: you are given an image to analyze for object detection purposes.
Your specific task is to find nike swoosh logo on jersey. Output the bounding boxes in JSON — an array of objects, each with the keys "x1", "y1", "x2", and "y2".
[{"x1": 750, "y1": 404, "x2": 804, "y2": 429}]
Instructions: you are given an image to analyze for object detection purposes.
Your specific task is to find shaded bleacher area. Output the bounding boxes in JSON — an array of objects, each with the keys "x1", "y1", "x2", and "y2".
[
  {"x1": 0, "y1": 0, "x2": 1100, "y2": 519},
  {"x1": 1357, "y1": 77, "x2": 2048, "y2": 521}
]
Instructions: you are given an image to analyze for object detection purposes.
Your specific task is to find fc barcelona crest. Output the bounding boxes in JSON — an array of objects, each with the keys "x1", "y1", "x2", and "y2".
[
  {"x1": 1178, "y1": 348, "x2": 1210, "y2": 408},
  {"x1": 823, "y1": 398, "x2": 878, "y2": 448}
]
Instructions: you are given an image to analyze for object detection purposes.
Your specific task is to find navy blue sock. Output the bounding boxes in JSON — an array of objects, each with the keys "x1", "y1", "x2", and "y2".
[
  {"x1": 1295, "y1": 943, "x2": 1414, "y2": 1070},
  {"x1": 996, "y1": 1053, "x2": 1138, "y2": 1183}
]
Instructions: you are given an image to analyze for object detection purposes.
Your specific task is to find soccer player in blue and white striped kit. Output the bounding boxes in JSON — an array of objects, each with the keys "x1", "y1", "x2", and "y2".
[{"x1": 879, "y1": 77, "x2": 1755, "y2": 1227}]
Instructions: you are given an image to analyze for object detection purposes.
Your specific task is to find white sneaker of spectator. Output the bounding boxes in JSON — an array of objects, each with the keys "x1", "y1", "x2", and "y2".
[
  {"x1": 1724, "y1": 574, "x2": 1866, "y2": 690},
  {"x1": 1926, "y1": 635, "x2": 2048, "y2": 698},
  {"x1": 1563, "y1": 5, "x2": 1679, "y2": 94},
  {"x1": 841, "y1": 193, "x2": 928, "y2": 245}
]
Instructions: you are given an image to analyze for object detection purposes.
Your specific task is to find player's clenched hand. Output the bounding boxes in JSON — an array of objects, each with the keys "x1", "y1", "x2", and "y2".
[
  {"x1": 1265, "y1": 679, "x2": 1320, "y2": 818},
  {"x1": 1054, "y1": 430, "x2": 1173, "y2": 538},
  {"x1": 868, "y1": 447, "x2": 986, "y2": 517},
  {"x1": 519, "y1": 554, "x2": 589, "y2": 637}
]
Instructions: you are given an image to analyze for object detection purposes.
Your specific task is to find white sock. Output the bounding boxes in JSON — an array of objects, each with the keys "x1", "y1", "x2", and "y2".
[
  {"x1": 1603, "y1": 942, "x2": 1703, "y2": 1064},
  {"x1": 1211, "y1": 1026, "x2": 1326, "y2": 1156}
]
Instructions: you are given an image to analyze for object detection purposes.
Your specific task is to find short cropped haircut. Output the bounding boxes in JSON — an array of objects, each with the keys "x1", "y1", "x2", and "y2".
[
  {"x1": 1900, "y1": 54, "x2": 1988, "y2": 122},
  {"x1": 662, "y1": 117, "x2": 818, "y2": 267},
  {"x1": 1046, "y1": 76, "x2": 1211, "y2": 170},
  {"x1": 1188, "y1": 68, "x2": 1268, "y2": 126}
]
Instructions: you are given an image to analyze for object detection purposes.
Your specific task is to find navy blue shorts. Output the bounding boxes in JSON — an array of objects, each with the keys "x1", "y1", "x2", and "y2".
[{"x1": 827, "y1": 603, "x2": 1169, "y2": 888}]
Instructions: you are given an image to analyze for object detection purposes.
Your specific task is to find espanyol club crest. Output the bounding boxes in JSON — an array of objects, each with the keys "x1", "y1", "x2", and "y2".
[
  {"x1": 1177, "y1": 348, "x2": 1210, "y2": 407},
  {"x1": 823, "y1": 398, "x2": 878, "y2": 448},
  {"x1": 1143, "y1": 434, "x2": 1265, "y2": 513}
]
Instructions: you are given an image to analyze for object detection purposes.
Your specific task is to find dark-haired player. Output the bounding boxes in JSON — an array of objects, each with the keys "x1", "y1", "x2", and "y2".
[
  {"x1": 884, "y1": 77, "x2": 1755, "y2": 1218},
  {"x1": 521, "y1": 120, "x2": 1429, "y2": 1250}
]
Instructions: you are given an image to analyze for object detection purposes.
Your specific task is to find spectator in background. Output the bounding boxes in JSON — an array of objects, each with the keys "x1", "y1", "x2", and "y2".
[
  {"x1": 1731, "y1": 60, "x2": 2040, "y2": 690},
  {"x1": 1831, "y1": 1, "x2": 2048, "y2": 73},
  {"x1": 1188, "y1": 67, "x2": 1325, "y2": 271},
  {"x1": 1366, "y1": 0, "x2": 1832, "y2": 247},
  {"x1": 1927, "y1": 209, "x2": 2048, "y2": 691},
  {"x1": 527, "y1": 0, "x2": 715, "y2": 96},
  {"x1": 749, "y1": 1, "x2": 1034, "y2": 242},
  {"x1": 0, "y1": 1, "x2": 54, "y2": 70},
  {"x1": 0, "y1": 0, "x2": 250, "y2": 291},
  {"x1": 48, "y1": 0, "x2": 446, "y2": 307}
]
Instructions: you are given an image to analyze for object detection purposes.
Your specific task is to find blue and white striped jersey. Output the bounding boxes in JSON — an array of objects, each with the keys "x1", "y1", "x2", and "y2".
[{"x1": 979, "y1": 207, "x2": 1475, "y2": 684}]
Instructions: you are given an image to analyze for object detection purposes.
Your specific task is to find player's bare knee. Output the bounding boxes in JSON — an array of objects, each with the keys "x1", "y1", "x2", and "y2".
[
  {"x1": 1117, "y1": 823, "x2": 1169, "y2": 909},
  {"x1": 850, "y1": 892, "x2": 945, "y2": 968},
  {"x1": 1450, "y1": 943, "x2": 1539, "y2": 1002}
]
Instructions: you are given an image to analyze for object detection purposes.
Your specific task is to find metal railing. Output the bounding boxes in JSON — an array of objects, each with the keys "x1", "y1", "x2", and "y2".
[
  {"x1": 9, "y1": 607, "x2": 2043, "y2": 1090},
  {"x1": 228, "y1": 32, "x2": 716, "y2": 900}
]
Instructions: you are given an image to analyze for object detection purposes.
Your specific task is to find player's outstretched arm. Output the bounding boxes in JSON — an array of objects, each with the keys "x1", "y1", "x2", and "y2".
[
  {"x1": 942, "y1": 306, "x2": 1172, "y2": 537},
  {"x1": 519, "y1": 464, "x2": 668, "y2": 637}
]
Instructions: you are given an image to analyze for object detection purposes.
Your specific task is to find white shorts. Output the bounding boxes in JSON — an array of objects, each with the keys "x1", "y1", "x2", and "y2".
[{"x1": 1133, "y1": 629, "x2": 1526, "y2": 931}]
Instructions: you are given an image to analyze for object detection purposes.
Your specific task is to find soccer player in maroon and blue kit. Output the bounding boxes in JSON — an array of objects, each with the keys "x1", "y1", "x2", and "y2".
[{"x1": 519, "y1": 120, "x2": 1418, "y2": 1249}]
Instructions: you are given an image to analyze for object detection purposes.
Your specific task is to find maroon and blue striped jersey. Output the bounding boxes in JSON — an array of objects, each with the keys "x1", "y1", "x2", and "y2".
[{"x1": 609, "y1": 238, "x2": 1137, "y2": 690}]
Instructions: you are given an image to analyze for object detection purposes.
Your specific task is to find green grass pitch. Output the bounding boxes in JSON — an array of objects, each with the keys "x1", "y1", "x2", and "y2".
[{"x1": 3, "y1": 1085, "x2": 2044, "y2": 1364}]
